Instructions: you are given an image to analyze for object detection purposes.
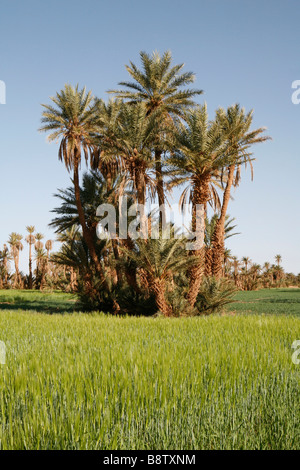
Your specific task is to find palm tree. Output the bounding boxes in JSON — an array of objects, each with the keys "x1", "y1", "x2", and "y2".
[
  {"x1": 275, "y1": 254, "x2": 282, "y2": 267},
  {"x1": 45, "y1": 240, "x2": 53, "y2": 259},
  {"x1": 242, "y1": 256, "x2": 251, "y2": 273},
  {"x1": 167, "y1": 104, "x2": 239, "y2": 306},
  {"x1": 123, "y1": 226, "x2": 196, "y2": 316},
  {"x1": 99, "y1": 101, "x2": 158, "y2": 206},
  {"x1": 231, "y1": 256, "x2": 241, "y2": 286},
  {"x1": 26, "y1": 225, "x2": 35, "y2": 289},
  {"x1": 110, "y1": 50, "x2": 203, "y2": 227},
  {"x1": 0, "y1": 244, "x2": 10, "y2": 287},
  {"x1": 39, "y1": 84, "x2": 108, "y2": 287},
  {"x1": 211, "y1": 105, "x2": 270, "y2": 278},
  {"x1": 204, "y1": 214, "x2": 239, "y2": 276},
  {"x1": 8, "y1": 233, "x2": 23, "y2": 288},
  {"x1": 34, "y1": 232, "x2": 44, "y2": 251},
  {"x1": 35, "y1": 248, "x2": 47, "y2": 290}
]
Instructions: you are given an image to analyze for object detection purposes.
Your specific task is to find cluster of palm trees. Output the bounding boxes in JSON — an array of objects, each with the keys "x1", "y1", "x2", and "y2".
[
  {"x1": 0, "y1": 227, "x2": 53, "y2": 289},
  {"x1": 221, "y1": 253, "x2": 296, "y2": 290},
  {"x1": 38, "y1": 50, "x2": 272, "y2": 315}
]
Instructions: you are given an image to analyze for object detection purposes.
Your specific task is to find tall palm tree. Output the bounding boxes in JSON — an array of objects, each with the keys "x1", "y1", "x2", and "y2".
[
  {"x1": 8, "y1": 233, "x2": 23, "y2": 288},
  {"x1": 275, "y1": 254, "x2": 282, "y2": 267},
  {"x1": 39, "y1": 84, "x2": 107, "y2": 286},
  {"x1": 167, "y1": 105, "x2": 239, "y2": 306},
  {"x1": 110, "y1": 50, "x2": 203, "y2": 227},
  {"x1": 211, "y1": 105, "x2": 270, "y2": 278},
  {"x1": 26, "y1": 225, "x2": 35, "y2": 289},
  {"x1": 99, "y1": 101, "x2": 158, "y2": 207}
]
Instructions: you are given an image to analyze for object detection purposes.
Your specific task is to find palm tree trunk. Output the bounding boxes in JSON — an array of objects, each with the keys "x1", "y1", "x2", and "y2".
[
  {"x1": 150, "y1": 278, "x2": 172, "y2": 317},
  {"x1": 29, "y1": 242, "x2": 33, "y2": 289},
  {"x1": 73, "y1": 153, "x2": 120, "y2": 312},
  {"x1": 73, "y1": 157, "x2": 107, "y2": 285},
  {"x1": 187, "y1": 174, "x2": 210, "y2": 307},
  {"x1": 136, "y1": 168, "x2": 147, "y2": 238},
  {"x1": 212, "y1": 165, "x2": 235, "y2": 278},
  {"x1": 155, "y1": 149, "x2": 166, "y2": 231}
]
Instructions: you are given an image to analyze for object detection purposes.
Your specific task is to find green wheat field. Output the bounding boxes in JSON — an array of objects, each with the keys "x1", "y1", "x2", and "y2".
[{"x1": 0, "y1": 288, "x2": 300, "y2": 450}]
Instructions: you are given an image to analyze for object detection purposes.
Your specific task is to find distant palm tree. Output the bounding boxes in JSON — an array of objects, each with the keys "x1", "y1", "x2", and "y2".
[
  {"x1": 26, "y1": 225, "x2": 35, "y2": 289},
  {"x1": 35, "y1": 248, "x2": 47, "y2": 290},
  {"x1": 110, "y1": 50, "x2": 203, "y2": 227},
  {"x1": 275, "y1": 254, "x2": 282, "y2": 267},
  {"x1": 0, "y1": 244, "x2": 10, "y2": 287},
  {"x1": 45, "y1": 240, "x2": 53, "y2": 259},
  {"x1": 242, "y1": 256, "x2": 251, "y2": 273},
  {"x1": 8, "y1": 233, "x2": 23, "y2": 288},
  {"x1": 34, "y1": 232, "x2": 44, "y2": 251},
  {"x1": 231, "y1": 256, "x2": 241, "y2": 286}
]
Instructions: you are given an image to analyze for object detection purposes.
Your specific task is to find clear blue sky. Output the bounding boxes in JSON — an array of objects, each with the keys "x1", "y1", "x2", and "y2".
[{"x1": 0, "y1": 0, "x2": 299, "y2": 274}]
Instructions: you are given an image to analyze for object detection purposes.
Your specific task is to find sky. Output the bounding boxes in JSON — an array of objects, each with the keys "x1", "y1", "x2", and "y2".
[{"x1": 0, "y1": 0, "x2": 299, "y2": 274}]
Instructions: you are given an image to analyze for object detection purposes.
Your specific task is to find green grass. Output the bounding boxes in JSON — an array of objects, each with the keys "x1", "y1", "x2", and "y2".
[
  {"x1": 0, "y1": 289, "x2": 78, "y2": 314},
  {"x1": 0, "y1": 288, "x2": 300, "y2": 449},
  {"x1": 225, "y1": 288, "x2": 300, "y2": 316}
]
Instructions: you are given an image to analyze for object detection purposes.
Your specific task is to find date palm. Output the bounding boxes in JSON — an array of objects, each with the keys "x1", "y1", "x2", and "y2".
[
  {"x1": 204, "y1": 214, "x2": 239, "y2": 276},
  {"x1": 8, "y1": 233, "x2": 23, "y2": 288},
  {"x1": 242, "y1": 256, "x2": 251, "y2": 273},
  {"x1": 110, "y1": 50, "x2": 203, "y2": 227},
  {"x1": 39, "y1": 84, "x2": 107, "y2": 285},
  {"x1": 26, "y1": 225, "x2": 35, "y2": 289},
  {"x1": 98, "y1": 101, "x2": 158, "y2": 207},
  {"x1": 122, "y1": 226, "x2": 196, "y2": 317},
  {"x1": 211, "y1": 105, "x2": 270, "y2": 278},
  {"x1": 167, "y1": 105, "x2": 239, "y2": 306},
  {"x1": 0, "y1": 244, "x2": 10, "y2": 287}
]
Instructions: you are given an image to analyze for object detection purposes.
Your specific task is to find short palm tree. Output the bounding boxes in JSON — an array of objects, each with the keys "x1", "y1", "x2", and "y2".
[{"x1": 123, "y1": 227, "x2": 196, "y2": 317}]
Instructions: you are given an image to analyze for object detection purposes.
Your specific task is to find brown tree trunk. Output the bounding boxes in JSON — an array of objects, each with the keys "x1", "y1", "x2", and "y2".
[
  {"x1": 73, "y1": 157, "x2": 107, "y2": 285},
  {"x1": 29, "y1": 243, "x2": 33, "y2": 289},
  {"x1": 212, "y1": 165, "x2": 235, "y2": 278},
  {"x1": 73, "y1": 150, "x2": 120, "y2": 312},
  {"x1": 155, "y1": 149, "x2": 166, "y2": 231},
  {"x1": 204, "y1": 247, "x2": 213, "y2": 277},
  {"x1": 187, "y1": 173, "x2": 211, "y2": 307},
  {"x1": 150, "y1": 278, "x2": 173, "y2": 317}
]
